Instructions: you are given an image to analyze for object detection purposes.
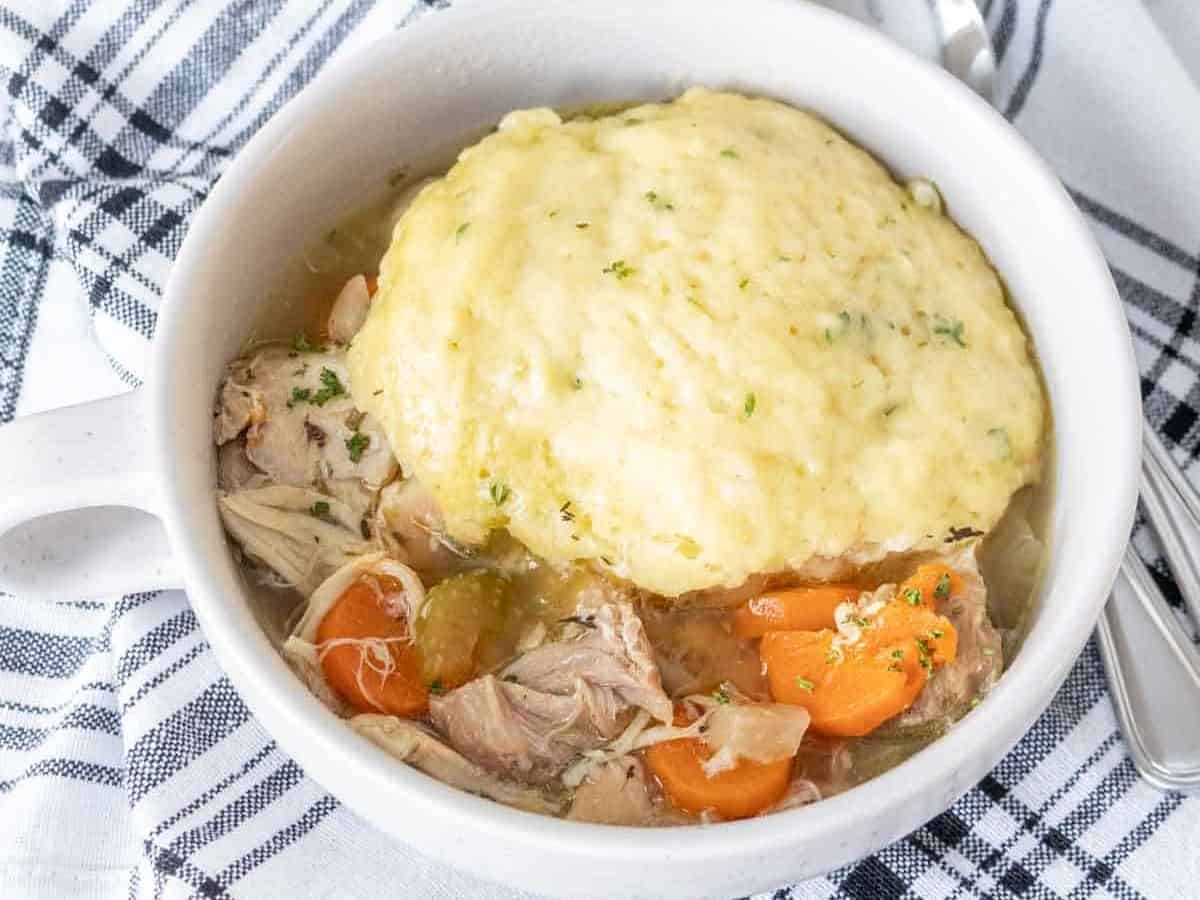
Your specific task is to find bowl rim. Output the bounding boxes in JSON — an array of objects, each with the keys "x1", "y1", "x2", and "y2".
[{"x1": 151, "y1": 0, "x2": 1141, "y2": 881}]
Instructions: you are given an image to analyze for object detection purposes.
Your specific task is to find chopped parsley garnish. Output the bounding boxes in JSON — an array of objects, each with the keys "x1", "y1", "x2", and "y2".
[
  {"x1": 915, "y1": 638, "x2": 934, "y2": 671},
  {"x1": 310, "y1": 367, "x2": 345, "y2": 406},
  {"x1": 743, "y1": 392, "x2": 757, "y2": 417},
  {"x1": 793, "y1": 676, "x2": 815, "y2": 692},
  {"x1": 969, "y1": 696, "x2": 982, "y2": 709},
  {"x1": 738, "y1": 277, "x2": 750, "y2": 290},
  {"x1": 903, "y1": 588, "x2": 923, "y2": 606},
  {"x1": 825, "y1": 648, "x2": 841, "y2": 665},
  {"x1": 720, "y1": 147, "x2": 739, "y2": 159},
  {"x1": 575, "y1": 222, "x2": 590, "y2": 229},
  {"x1": 288, "y1": 386, "x2": 312, "y2": 407},
  {"x1": 310, "y1": 500, "x2": 331, "y2": 518},
  {"x1": 602, "y1": 259, "x2": 635, "y2": 279},
  {"x1": 934, "y1": 573, "x2": 952, "y2": 600},
  {"x1": 572, "y1": 376, "x2": 583, "y2": 390},
  {"x1": 891, "y1": 649, "x2": 904, "y2": 659},
  {"x1": 712, "y1": 687, "x2": 731, "y2": 705},
  {"x1": 888, "y1": 663, "x2": 902, "y2": 673},
  {"x1": 429, "y1": 679, "x2": 446, "y2": 696},
  {"x1": 930, "y1": 628, "x2": 945, "y2": 639},
  {"x1": 932, "y1": 315, "x2": 967, "y2": 347},
  {"x1": 599, "y1": 555, "x2": 614, "y2": 566},
  {"x1": 489, "y1": 481, "x2": 511, "y2": 506},
  {"x1": 644, "y1": 190, "x2": 675, "y2": 211},
  {"x1": 345, "y1": 431, "x2": 370, "y2": 463},
  {"x1": 455, "y1": 222, "x2": 471, "y2": 242}
]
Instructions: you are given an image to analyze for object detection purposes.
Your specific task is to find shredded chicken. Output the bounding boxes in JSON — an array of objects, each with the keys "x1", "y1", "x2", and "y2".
[
  {"x1": 430, "y1": 674, "x2": 628, "y2": 785},
  {"x1": 567, "y1": 756, "x2": 656, "y2": 825},
  {"x1": 218, "y1": 485, "x2": 370, "y2": 595},
  {"x1": 429, "y1": 600, "x2": 671, "y2": 784},
  {"x1": 350, "y1": 714, "x2": 564, "y2": 815},
  {"x1": 502, "y1": 601, "x2": 673, "y2": 725},
  {"x1": 214, "y1": 345, "x2": 397, "y2": 529}
]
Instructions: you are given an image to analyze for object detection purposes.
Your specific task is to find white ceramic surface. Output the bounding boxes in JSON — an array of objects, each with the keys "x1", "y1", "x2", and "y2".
[{"x1": 0, "y1": 2, "x2": 1141, "y2": 898}]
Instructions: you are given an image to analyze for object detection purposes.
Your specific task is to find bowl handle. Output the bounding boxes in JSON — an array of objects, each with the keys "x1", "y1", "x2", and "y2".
[{"x1": 0, "y1": 388, "x2": 182, "y2": 599}]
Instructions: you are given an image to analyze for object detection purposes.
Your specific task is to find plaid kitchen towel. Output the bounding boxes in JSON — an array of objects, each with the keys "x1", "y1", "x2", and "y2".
[{"x1": 1, "y1": 1, "x2": 1199, "y2": 898}]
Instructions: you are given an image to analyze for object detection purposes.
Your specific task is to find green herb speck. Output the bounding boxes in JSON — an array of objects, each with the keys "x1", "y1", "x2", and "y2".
[
  {"x1": 932, "y1": 315, "x2": 967, "y2": 347},
  {"x1": 904, "y1": 588, "x2": 923, "y2": 606},
  {"x1": 311, "y1": 368, "x2": 345, "y2": 406},
  {"x1": 288, "y1": 386, "x2": 311, "y2": 408},
  {"x1": 345, "y1": 431, "x2": 370, "y2": 463},
  {"x1": 934, "y1": 573, "x2": 952, "y2": 600},
  {"x1": 602, "y1": 259, "x2": 635, "y2": 280},
  {"x1": 713, "y1": 687, "x2": 731, "y2": 705},
  {"x1": 455, "y1": 222, "x2": 471, "y2": 242},
  {"x1": 310, "y1": 500, "x2": 330, "y2": 518},
  {"x1": 793, "y1": 676, "x2": 815, "y2": 692},
  {"x1": 743, "y1": 392, "x2": 756, "y2": 417},
  {"x1": 489, "y1": 481, "x2": 511, "y2": 506},
  {"x1": 720, "y1": 147, "x2": 739, "y2": 159},
  {"x1": 738, "y1": 277, "x2": 750, "y2": 290}
]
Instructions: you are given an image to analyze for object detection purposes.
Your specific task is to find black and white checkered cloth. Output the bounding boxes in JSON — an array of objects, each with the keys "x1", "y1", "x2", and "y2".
[{"x1": 1, "y1": 1, "x2": 1198, "y2": 898}]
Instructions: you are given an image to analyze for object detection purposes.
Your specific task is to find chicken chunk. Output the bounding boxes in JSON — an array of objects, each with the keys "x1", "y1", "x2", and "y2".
[
  {"x1": 503, "y1": 601, "x2": 673, "y2": 725},
  {"x1": 430, "y1": 674, "x2": 627, "y2": 785},
  {"x1": 429, "y1": 601, "x2": 672, "y2": 784},
  {"x1": 567, "y1": 756, "x2": 656, "y2": 825},
  {"x1": 350, "y1": 714, "x2": 563, "y2": 815}
]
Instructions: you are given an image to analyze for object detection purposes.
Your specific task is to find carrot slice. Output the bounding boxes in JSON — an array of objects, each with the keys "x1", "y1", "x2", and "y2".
[
  {"x1": 316, "y1": 575, "x2": 428, "y2": 717},
  {"x1": 759, "y1": 564, "x2": 962, "y2": 737},
  {"x1": 645, "y1": 733, "x2": 793, "y2": 820},
  {"x1": 761, "y1": 631, "x2": 927, "y2": 737},
  {"x1": 897, "y1": 563, "x2": 964, "y2": 608},
  {"x1": 732, "y1": 584, "x2": 862, "y2": 638}
]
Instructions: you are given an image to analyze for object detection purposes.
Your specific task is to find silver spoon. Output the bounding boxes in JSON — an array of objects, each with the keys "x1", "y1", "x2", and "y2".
[{"x1": 846, "y1": 0, "x2": 1200, "y2": 792}]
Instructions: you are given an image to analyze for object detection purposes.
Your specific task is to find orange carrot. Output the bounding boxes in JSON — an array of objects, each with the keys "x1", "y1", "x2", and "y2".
[
  {"x1": 733, "y1": 584, "x2": 862, "y2": 638},
  {"x1": 365, "y1": 275, "x2": 379, "y2": 297},
  {"x1": 761, "y1": 631, "x2": 927, "y2": 737},
  {"x1": 645, "y1": 714, "x2": 793, "y2": 819},
  {"x1": 897, "y1": 563, "x2": 964, "y2": 608},
  {"x1": 759, "y1": 565, "x2": 961, "y2": 737},
  {"x1": 316, "y1": 575, "x2": 428, "y2": 717}
]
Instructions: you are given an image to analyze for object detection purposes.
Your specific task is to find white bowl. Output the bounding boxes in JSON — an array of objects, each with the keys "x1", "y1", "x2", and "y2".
[{"x1": 0, "y1": 1, "x2": 1140, "y2": 897}]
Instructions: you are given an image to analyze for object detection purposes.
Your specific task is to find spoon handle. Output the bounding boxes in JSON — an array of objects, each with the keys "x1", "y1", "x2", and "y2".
[
  {"x1": 1140, "y1": 424, "x2": 1200, "y2": 624},
  {"x1": 1097, "y1": 546, "x2": 1200, "y2": 792}
]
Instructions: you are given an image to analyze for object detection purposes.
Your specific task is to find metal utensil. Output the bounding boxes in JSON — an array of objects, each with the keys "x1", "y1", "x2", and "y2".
[{"x1": 921, "y1": 0, "x2": 1200, "y2": 792}]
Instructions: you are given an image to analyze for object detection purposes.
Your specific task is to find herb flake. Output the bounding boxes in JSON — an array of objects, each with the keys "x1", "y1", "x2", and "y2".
[
  {"x1": 489, "y1": 481, "x2": 511, "y2": 506},
  {"x1": 743, "y1": 392, "x2": 757, "y2": 417},
  {"x1": 345, "y1": 431, "x2": 370, "y2": 463},
  {"x1": 602, "y1": 259, "x2": 635, "y2": 280},
  {"x1": 310, "y1": 500, "x2": 331, "y2": 518},
  {"x1": 793, "y1": 676, "x2": 815, "y2": 693},
  {"x1": 310, "y1": 368, "x2": 346, "y2": 406},
  {"x1": 932, "y1": 315, "x2": 967, "y2": 347},
  {"x1": 934, "y1": 573, "x2": 952, "y2": 600}
]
